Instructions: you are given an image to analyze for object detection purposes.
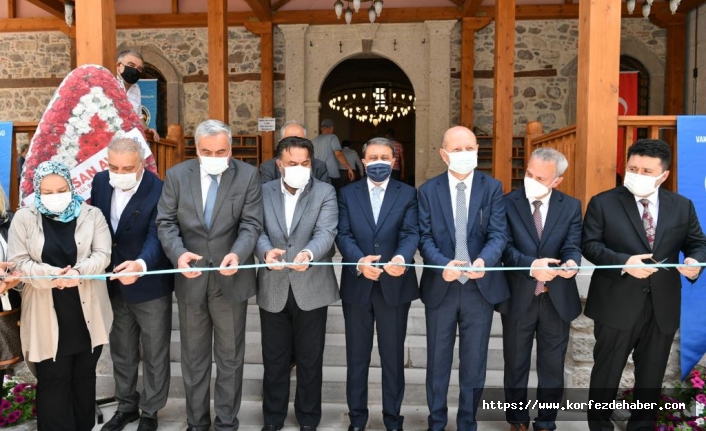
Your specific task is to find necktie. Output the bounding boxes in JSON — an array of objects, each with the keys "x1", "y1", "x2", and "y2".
[
  {"x1": 640, "y1": 199, "x2": 655, "y2": 250},
  {"x1": 204, "y1": 174, "x2": 219, "y2": 229},
  {"x1": 532, "y1": 200, "x2": 545, "y2": 296},
  {"x1": 455, "y1": 182, "x2": 469, "y2": 284},
  {"x1": 371, "y1": 186, "x2": 383, "y2": 224}
]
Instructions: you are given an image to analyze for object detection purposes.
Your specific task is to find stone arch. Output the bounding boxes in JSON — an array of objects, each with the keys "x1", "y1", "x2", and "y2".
[
  {"x1": 116, "y1": 43, "x2": 183, "y2": 128},
  {"x1": 563, "y1": 35, "x2": 665, "y2": 125}
]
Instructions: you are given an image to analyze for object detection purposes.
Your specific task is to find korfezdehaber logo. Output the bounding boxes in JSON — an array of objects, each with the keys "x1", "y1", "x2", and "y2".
[{"x1": 697, "y1": 135, "x2": 706, "y2": 144}]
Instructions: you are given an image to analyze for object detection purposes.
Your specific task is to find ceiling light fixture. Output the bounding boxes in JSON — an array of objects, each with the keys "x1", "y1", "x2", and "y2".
[{"x1": 334, "y1": 0, "x2": 384, "y2": 24}]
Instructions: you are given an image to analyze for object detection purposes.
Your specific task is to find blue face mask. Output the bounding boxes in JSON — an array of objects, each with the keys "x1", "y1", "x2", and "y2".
[{"x1": 365, "y1": 161, "x2": 393, "y2": 183}]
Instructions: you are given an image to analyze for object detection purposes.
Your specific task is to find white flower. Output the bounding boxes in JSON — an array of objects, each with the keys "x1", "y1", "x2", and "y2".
[
  {"x1": 72, "y1": 104, "x2": 85, "y2": 116},
  {"x1": 697, "y1": 401, "x2": 705, "y2": 416},
  {"x1": 696, "y1": 418, "x2": 704, "y2": 426}
]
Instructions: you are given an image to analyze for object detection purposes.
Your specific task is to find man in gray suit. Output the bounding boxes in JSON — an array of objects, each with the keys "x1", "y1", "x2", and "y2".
[
  {"x1": 256, "y1": 136, "x2": 339, "y2": 431},
  {"x1": 157, "y1": 119, "x2": 263, "y2": 431}
]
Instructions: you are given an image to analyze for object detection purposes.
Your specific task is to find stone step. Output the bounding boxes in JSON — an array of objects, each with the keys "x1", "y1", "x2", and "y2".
[
  {"x1": 96, "y1": 363, "x2": 539, "y2": 405},
  {"x1": 167, "y1": 331, "x2": 536, "y2": 371}
]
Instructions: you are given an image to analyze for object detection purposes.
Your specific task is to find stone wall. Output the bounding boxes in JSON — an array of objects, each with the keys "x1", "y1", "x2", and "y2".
[{"x1": 686, "y1": 6, "x2": 706, "y2": 115}]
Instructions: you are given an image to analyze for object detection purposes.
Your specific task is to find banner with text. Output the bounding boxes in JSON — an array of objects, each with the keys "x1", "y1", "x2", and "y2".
[
  {"x1": 140, "y1": 79, "x2": 158, "y2": 130},
  {"x1": 0, "y1": 122, "x2": 13, "y2": 203},
  {"x1": 677, "y1": 115, "x2": 706, "y2": 380}
]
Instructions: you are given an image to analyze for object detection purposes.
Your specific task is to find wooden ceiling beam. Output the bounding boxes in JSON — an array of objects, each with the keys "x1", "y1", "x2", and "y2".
[
  {"x1": 0, "y1": 16, "x2": 65, "y2": 32},
  {"x1": 171, "y1": 0, "x2": 178, "y2": 14},
  {"x1": 272, "y1": 0, "x2": 294, "y2": 11},
  {"x1": 24, "y1": 0, "x2": 64, "y2": 20},
  {"x1": 447, "y1": 0, "x2": 463, "y2": 8},
  {"x1": 463, "y1": 0, "x2": 484, "y2": 17},
  {"x1": 272, "y1": 7, "x2": 462, "y2": 24},
  {"x1": 244, "y1": 0, "x2": 271, "y2": 22},
  {"x1": 8, "y1": 0, "x2": 16, "y2": 19},
  {"x1": 676, "y1": 0, "x2": 706, "y2": 12}
]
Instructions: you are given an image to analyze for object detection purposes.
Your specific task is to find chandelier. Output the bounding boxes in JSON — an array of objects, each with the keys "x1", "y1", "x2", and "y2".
[
  {"x1": 333, "y1": 0, "x2": 384, "y2": 24},
  {"x1": 626, "y1": 0, "x2": 681, "y2": 17},
  {"x1": 328, "y1": 82, "x2": 415, "y2": 126}
]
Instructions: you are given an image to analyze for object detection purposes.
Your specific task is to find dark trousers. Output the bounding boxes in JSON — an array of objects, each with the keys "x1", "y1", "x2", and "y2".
[
  {"x1": 502, "y1": 293, "x2": 570, "y2": 431},
  {"x1": 35, "y1": 345, "x2": 103, "y2": 431},
  {"x1": 343, "y1": 282, "x2": 411, "y2": 430},
  {"x1": 331, "y1": 177, "x2": 344, "y2": 194},
  {"x1": 109, "y1": 291, "x2": 172, "y2": 418},
  {"x1": 426, "y1": 281, "x2": 494, "y2": 431},
  {"x1": 588, "y1": 294, "x2": 675, "y2": 431},
  {"x1": 260, "y1": 287, "x2": 328, "y2": 427}
]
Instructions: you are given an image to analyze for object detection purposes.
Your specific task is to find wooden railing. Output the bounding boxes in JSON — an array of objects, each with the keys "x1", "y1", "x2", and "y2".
[{"x1": 524, "y1": 115, "x2": 679, "y2": 199}]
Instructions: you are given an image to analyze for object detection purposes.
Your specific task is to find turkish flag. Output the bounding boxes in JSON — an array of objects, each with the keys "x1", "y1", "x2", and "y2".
[{"x1": 617, "y1": 72, "x2": 639, "y2": 178}]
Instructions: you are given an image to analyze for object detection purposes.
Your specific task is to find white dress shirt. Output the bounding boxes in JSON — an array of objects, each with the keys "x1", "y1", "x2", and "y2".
[
  {"x1": 447, "y1": 170, "x2": 474, "y2": 219},
  {"x1": 200, "y1": 167, "x2": 222, "y2": 211},
  {"x1": 117, "y1": 75, "x2": 142, "y2": 117},
  {"x1": 110, "y1": 175, "x2": 147, "y2": 273},
  {"x1": 526, "y1": 190, "x2": 552, "y2": 228},
  {"x1": 635, "y1": 192, "x2": 659, "y2": 227},
  {"x1": 279, "y1": 181, "x2": 314, "y2": 261}
]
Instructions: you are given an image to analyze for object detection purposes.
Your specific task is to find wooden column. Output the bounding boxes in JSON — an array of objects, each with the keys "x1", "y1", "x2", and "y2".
[
  {"x1": 246, "y1": 22, "x2": 275, "y2": 162},
  {"x1": 461, "y1": 17, "x2": 491, "y2": 130},
  {"x1": 492, "y1": 0, "x2": 515, "y2": 193},
  {"x1": 75, "y1": 0, "x2": 115, "y2": 72},
  {"x1": 575, "y1": 0, "x2": 621, "y2": 211},
  {"x1": 207, "y1": 0, "x2": 229, "y2": 123}
]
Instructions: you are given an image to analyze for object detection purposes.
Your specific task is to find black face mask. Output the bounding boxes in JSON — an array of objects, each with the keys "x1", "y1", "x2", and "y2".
[{"x1": 120, "y1": 64, "x2": 141, "y2": 85}]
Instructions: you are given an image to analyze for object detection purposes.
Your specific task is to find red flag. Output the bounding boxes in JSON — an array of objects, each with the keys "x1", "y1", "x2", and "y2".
[{"x1": 617, "y1": 72, "x2": 639, "y2": 177}]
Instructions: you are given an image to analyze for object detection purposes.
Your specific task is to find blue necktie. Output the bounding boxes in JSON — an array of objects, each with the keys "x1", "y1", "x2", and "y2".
[
  {"x1": 372, "y1": 186, "x2": 383, "y2": 224},
  {"x1": 455, "y1": 182, "x2": 469, "y2": 284},
  {"x1": 204, "y1": 174, "x2": 219, "y2": 229}
]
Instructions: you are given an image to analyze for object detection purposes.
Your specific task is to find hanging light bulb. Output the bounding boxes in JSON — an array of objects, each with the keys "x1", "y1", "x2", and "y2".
[
  {"x1": 64, "y1": 0, "x2": 74, "y2": 27},
  {"x1": 368, "y1": 5, "x2": 376, "y2": 23},
  {"x1": 626, "y1": 0, "x2": 636, "y2": 14},
  {"x1": 353, "y1": 0, "x2": 361, "y2": 12},
  {"x1": 646, "y1": 0, "x2": 653, "y2": 4},
  {"x1": 374, "y1": 0, "x2": 383, "y2": 16},
  {"x1": 344, "y1": 6, "x2": 353, "y2": 24},
  {"x1": 334, "y1": 0, "x2": 344, "y2": 19},
  {"x1": 669, "y1": 0, "x2": 680, "y2": 14},
  {"x1": 642, "y1": 1, "x2": 651, "y2": 18}
]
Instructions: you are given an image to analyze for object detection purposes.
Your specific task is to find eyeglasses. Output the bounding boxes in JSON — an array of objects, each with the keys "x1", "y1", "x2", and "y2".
[{"x1": 121, "y1": 62, "x2": 144, "y2": 74}]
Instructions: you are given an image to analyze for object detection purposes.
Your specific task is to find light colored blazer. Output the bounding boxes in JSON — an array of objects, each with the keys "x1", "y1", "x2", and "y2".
[
  {"x1": 157, "y1": 158, "x2": 263, "y2": 306},
  {"x1": 256, "y1": 179, "x2": 339, "y2": 312},
  {"x1": 7, "y1": 203, "x2": 113, "y2": 364}
]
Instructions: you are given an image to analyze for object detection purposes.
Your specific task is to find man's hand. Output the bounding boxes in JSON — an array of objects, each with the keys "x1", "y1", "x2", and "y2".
[
  {"x1": 347, "y1": 168, "x2": 355, "y2": 181},
  {"x1": 0, "y1": 262, "x2": 13, "y2": 271},
  {"x1": 0, "y1": 271, "x2": 21, "y2": 294},
  {"x1": 290, "y1": 251, "x2": 311, "y2": 272},
  {"x1": 442, "y1": 259, "x2": 466, "y2": 282},
  {"x1": 148, "y1": 128, "x2": 160, "y2": 143},
  {"x1": 531, "y1": 258, "x2": 561, "y2": 282},
  {"x1": 220, "y1": 253, "x2": 239, "y2": 276},
  {"x1": 358, "y1": 255, "x2": 383, "y2": 281},
  {"x1": 110, "y1": 260, "x2": 143, "y2": 285},
  {"x1": 678, "y1": 257, "x2": 701, "y2": 280},
  {"x1": 383, "y1": 256, "x2": 405, "y2": 277},
  {"x1": 52, "y1": 265, "x2": 80, "y2": 289},
  {"x1": 265, "y1": 249, "x2": 286, "y2": 271},
  {"x1": 466, "y1": 258, "x2": 486, "y2": 280},
  {"x1": 557, "y1": 259, "x2": 579, "y2": 279},
  {"x1": 624, "y1": 253, "x2": 658, "y2": 279},
  {"x1": 178, "y1": 252, "x2": 203, "y2": 278}
]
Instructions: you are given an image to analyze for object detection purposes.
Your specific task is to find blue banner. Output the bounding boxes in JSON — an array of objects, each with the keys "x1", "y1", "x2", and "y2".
[
  {"x1": 678, "y1": 115, "x2": 706, "y2": 380},
  {"x1": 139, "y1": 79, "x2": 158, "y2": 130},
  {"x1": 0, "y1": 122, "x2": 13, "y2": 204}
]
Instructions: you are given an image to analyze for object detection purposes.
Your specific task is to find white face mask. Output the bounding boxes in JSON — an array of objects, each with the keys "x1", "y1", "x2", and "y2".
[
  {"x1": 444, "y1": 150, "x2": 477, "y2": 175},
  {"x1": 200, "y1": 155, "x2": 229, "y2": 175},
  {"x1": 41, "y1": 192, "x2": 72, "y2": 214},
  {"x1": 109, "y1": 171, "x2": 140, "y2": 191},
  {"x1": 623, "y1": 171, "x2": 664, "y2": 197},
  {"x1": 282, "y1": 165, "x2": 311, "y2": 189},
  {"x1": 524, "y1": 176, "x2": 555, "y2": 200}
]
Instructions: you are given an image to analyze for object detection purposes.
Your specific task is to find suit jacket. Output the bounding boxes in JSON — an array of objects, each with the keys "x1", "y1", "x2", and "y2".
[
  {"x1": 156, "y1": 158, "x2": 263, "y2": 306},
  {"x1": 418, "y1": 171, "x2": 509, "y2": 308},
  {"x1": 259, "y1": 158, "x2": 330, "y2": 184},
  {"x1": 256, "y1": 178, "x2": 339, "y2": 312},
  {"x1": 336, "y1": 178, "x2": 420, "y2": 307},
  {"x1": 91, "y1": 170, "x2": 173, "y2": 304},
  {"x1": 582, "y1": 186, "x2": 706, "y2": 333},
  {"x1": 496, "y1": 188, "x2": 582, "y2": 322}
]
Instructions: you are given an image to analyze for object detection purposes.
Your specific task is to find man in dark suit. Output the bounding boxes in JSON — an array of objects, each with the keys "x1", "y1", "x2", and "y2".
[
  {"x1": 259, "y1": 120, "x2": 329, "y2": 184},
  {"x1": 582, "y1": 139, "x2": 706, "y2": 431},
  {"x1": 418, "y1": 125, "x2": 509, "y2": 431},
  {"x1": 91, "y1": 137, "x2": 173, "y2": 431},
  {"x1": 337, "y1": 137, "x2": 419, "y2": 431},
  {"x1": 157, "y1": 119, "x2": 263, "y2": 431},
  {"x1": 497, "y1": 148, "x2": 582, "y2": 431}
]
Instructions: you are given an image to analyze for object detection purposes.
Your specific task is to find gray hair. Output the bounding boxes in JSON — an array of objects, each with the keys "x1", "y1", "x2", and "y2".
[
  {"x1": 195, "y1": 119, "x2": 233, "y2": 146},
  {"x1": 117, "y1": 49, "x2": 144, "y2": 63},
  {"x1": 362, "y1": 137, "x2": 395, "y2": 158},
  {"x1": 17, "y1": 142, "x2": 28, "y2": 153},
  {"x1": 279, "y1": 120, "x2": 307, "y2": 141},
  {"x1": 530, "y1": 147, "x2": 569, "y2": 177},
  {"x1": 108, "y1": 136, "x2": 145, "y2": 163}
]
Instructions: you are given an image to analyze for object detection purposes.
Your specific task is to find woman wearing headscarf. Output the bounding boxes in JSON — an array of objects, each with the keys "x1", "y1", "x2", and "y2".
[
  {"x1": 1, "y1": 183, "x2": 22, "y2": 380},
  {"x1": 7, "y1": 161, "x2": 113, "y2": 431}
]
